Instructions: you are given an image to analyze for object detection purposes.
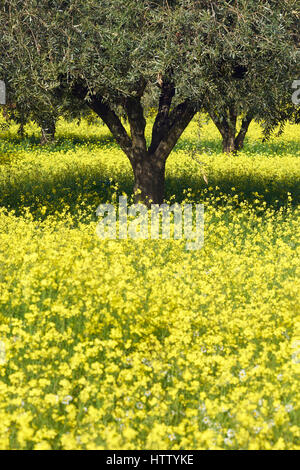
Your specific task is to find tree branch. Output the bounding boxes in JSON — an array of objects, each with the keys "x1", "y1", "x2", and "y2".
[
  {"x1": 148, "y1": 77, "x2": 175, "y2": 155},
  {"x1": 228, "y1": 105, "x2": 237, "y2": 132},
  {"x1": 71, "y1": 82, "x2": 133, "y2": 159},
  {"x1": 209, "y1": 110, "x2": 229, "y2": 138},
  {"x1": 234, "y1": 113, "x2": 253, "y2": 150},
  {"x1": 153, "y1": 100, "x2": 197, "y2": 163},
  {"x1": 89, "y1": 97, "x2": 133, "y2": 159},
  {"x1": 125, "y1": 96, "x2": 148, "y2": 158}
]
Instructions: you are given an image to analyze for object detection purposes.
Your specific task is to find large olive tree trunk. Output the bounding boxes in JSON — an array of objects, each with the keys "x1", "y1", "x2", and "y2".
[
  {"x1": 222, "y1": 129, "x2": 236, "y2": 153},
  {"x1": 73, "y1": 79, "x2": 197, "y2": 206},
  {"x1": 39, "y1": 116, "x2": 56, "y2": 144},
  {"x1": 131, "y1": 156, "x2": 165, "y2": 205}
]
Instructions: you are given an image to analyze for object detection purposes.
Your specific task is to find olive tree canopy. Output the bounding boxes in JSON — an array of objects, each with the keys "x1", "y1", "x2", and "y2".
[{"x1": 0, "y1": 0, "x2": 299, "y2": 203}]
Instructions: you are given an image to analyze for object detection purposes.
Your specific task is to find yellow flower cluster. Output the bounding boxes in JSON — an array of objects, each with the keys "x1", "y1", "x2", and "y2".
[{"x1": 0, "y1": 115, "x2": 299, "y2": 449}]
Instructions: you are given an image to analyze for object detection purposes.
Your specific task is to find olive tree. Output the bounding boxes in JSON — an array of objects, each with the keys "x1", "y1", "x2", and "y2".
[
  {"x1": 199, "y1": 1, "x2": 300, "y2": 153},
  {"x1": 0, "y1": 0, "x2": 299, "y2": 202}
]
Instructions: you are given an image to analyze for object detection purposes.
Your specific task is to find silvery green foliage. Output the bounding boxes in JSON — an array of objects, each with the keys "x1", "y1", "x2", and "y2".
[{"x1": 0, "y1": 0, "x2": 299, "y2": 134}]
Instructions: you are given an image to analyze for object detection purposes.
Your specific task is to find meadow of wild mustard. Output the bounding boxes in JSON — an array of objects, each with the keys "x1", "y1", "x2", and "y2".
[{"x1": 0, "y1": 113, "x2": 299, "y2": 450}]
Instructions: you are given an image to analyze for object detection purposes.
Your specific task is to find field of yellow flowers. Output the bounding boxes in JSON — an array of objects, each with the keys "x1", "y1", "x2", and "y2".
[{"x1": 0, "y1": 114, "x2": 299, "y2": 450}]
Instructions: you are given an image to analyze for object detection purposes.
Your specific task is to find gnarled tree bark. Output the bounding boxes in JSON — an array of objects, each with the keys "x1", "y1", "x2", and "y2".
[
  {"x1": 72, "y1": 79, "x2": 198, "y2": 206},
  {"x1": 40, "y1": 118, "x2": 56, "y2": 144},
  {"x1": 210, "y1": 108, "x2": 253, "y2": 154}
]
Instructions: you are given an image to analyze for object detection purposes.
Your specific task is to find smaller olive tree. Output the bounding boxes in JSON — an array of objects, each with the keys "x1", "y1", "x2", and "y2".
[{"x1": 200, "y1": 1, "x2": 299, "y2": 153}]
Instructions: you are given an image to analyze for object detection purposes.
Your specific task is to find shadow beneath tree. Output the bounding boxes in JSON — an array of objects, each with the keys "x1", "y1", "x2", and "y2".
[
  {"x1": 1, "y1": 128, "x2": 298, "y2": 156},
  {"x1": 0, "y1": 160, "x2": 298, "y2": 222},
  {"x1": 174, "y1": 137, "x2": 300, "y2": 156},
  {"x1": 0, "y1": 133, "x2": 118, "y2": 153}
]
